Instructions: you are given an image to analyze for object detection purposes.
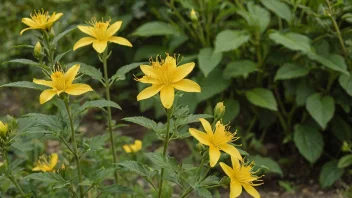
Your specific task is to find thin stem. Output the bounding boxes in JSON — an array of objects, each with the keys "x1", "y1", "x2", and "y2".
[
  {"x1": 157, "y1": 108, "x2": 172, "y2": 198},
  {"x1": 181, "y1": 167, "x2": 211, "y2": 198},
  {"x1": 101, "y1": 49, "x2": 119, "y2": 183},
  {"x1": 2, "y1": 151, "x2": 26, "y2": 197},
  {"x1": 64, "y1": 99, "x2": 84, "y2": 198}
]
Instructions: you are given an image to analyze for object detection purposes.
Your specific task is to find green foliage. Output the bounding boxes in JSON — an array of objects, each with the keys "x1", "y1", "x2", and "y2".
[
  {"x1": 198, "y1": 48, "x2": 222, "y2": 77},
  {"x1": 319, "y1": 160, "x2": 344, "y2": 188},
  {"x1": 0, "y1": 81, "x2": 46, "y2": 90},
  {"x1": 248, "y1": 155, "x2": 283, "y2": 176},
  {"x1": 245, "y1": 88, "x2": 278, "y2": 111},
  {"x1": 306, "y1": 93, "x2": 335, "y2": 129}
]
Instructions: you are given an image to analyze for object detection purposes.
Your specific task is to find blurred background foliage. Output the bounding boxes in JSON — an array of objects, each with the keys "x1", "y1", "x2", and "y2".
[{"x1": 1, "y1": 0, "x2": 352, "y2": 195}]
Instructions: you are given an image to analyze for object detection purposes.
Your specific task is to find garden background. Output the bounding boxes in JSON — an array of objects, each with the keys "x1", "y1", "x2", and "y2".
[{"x1": 0, "y1": 0, "x2": 352, "y2": 197}]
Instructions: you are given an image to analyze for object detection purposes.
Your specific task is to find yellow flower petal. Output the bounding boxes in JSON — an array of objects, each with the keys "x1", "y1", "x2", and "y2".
[
  {"x1": 22, "y1": 18, "x2": 37, "y2": 27},
  {"x1": 65, "y1": 64, "x2": 80, "y2": 85},
  {"x1": 140, "y1": 65, "x2": 158, "y2": 78},
  {"x1": 122, "y1": 145, "x2": 132, "y2": 153},
  {"x1": 106, "y1": 21, "x2": 122, "y2": 37},
  {"x1": 160, "y1": 85, "x2": 174, "y2": 109},
  {"x1": 231, "y1": 156, "x2": 241, "y2": 170},
  {"x1": 172, "y1": 62, "x2": 195, "y2": 82},
  {"x1": 137, "y1": 76, "x2": 161, "y2": 84},
  {"x1": 48, "y1": 13, "x2": 63, "y2": 23},
  {"x1": 189, "y1": 128, "x2": 211, "y2": 146},
  {"x1": 218, "y1": 144, "x2": 242, "y2": 160},
  {"x1": 92, "y1": 40, "x2": 108, "y2": 53},
  {"x1": 164, "y1": 55, "x2": 176, "y2": 68},
  {"x1": 242, "y1": 183, "x2": 260, "y2": 198},
  {"x1": 39, "y1": 89, "x2": 57, "y2": 104},
  {"x1": 109, "y1": 36, "x2": 132, "y2": 47},
  {"x1": 209, "y1": 145, "x2": 221, "y2": 167},
  {"x1": 137, "y1": 84, "x2": 164, "y2": 101},
  {"x1": 33, "y1": 79, "x2": 54, "y2": 88},
  {"x1": 49, "y1": 153, "x2": 58, "y2": 170},
  {"x1": 230, "y1": 180, "x2": 242, "y2": 198},
  {"x1": 73, "y1": 37, "x2": 95, "y2": 51},
  {"x1": 199, "y1": 118, "x2": 213, "y2": 135},
  {"x1": 172, "y1": 79, "x2": 201, "y2": 92},
  {"x1": 219, "y1": 162, "x2": 234, "y2": 178},
  {"x1": 65, "y1": 84, "x2": 93, "y2": 95},
  {"x1": 134, "y1": 140, "x2": 142, "y2": 151},
  {"x1": 32, "y1": 166, "x2": 42, "y2": 171},
  {"x1": 78, "y1": 25, "x2": 95, "y2": 37},
  {"x1": 20, "y1": 27, "x2": 35, "y2": 35}
]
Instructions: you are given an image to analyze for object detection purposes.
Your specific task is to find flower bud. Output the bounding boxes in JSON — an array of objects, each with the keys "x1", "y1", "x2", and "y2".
[
  {"x1": 0, "y1": 121, "x2": 8, "y2": 139},
  {"x1": 190, "y1": 9, "x2": 198, "y2": 22},
  {"x1": 342, "y1": 141, "x2": 350, "y2": 152},
  {"x1": 49, "y1": 28, "x2": 56, "y2": 40},
  {"x1": 214, "y1": 102, "x2": 225, "y2": 120},
  {"x1": 34, "y1": 41, "x2": 42, "y2": 58},
  {"x1": 196, "y1": 142, "x2": 205, "y2": 152}
]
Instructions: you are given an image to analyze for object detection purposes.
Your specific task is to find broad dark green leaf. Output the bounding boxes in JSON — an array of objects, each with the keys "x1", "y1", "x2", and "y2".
[
  {"x1": 308, "y1": 54, "x2": 349, "y2": 75},
  {"x1": 306, "y1": 93, "x2": 335, "y2": 129},
  {"x1": 214, "y1": 30, "x2": 250, "y2": 53},
  {"x1": 274, "y1": 63, "x2": 309, "y2": 80},
  {"x1": 319, "y1": 160, "x2": 344, "y2": 188},
  {"x1": 223, "y1": 60, "x2": 258, "y2": 79},
  {"x1": 238, "y1": 2, "x2": 270, "y2": 34},
  {"x1": 197, "y1": 69, "x2": 230, "y2": 102},
  {"x1": 198, "y1": 48, "x2": 222, "y2": 77},
  {"x1": 132, "y1": 22, "x2": 181, "y2": 37},
  {"x1": 269, "y1": 31, "x2": 312, "y2": 53},
  {"x1": 331, "y1": 116, "x2": 352, "y2": 141},
  {"x1": 245, "y1": 88, "x2": 278, "y2": 111},
  {"x1": 223, "y1": 99, "x2": 240, "y2": 123},
  {"x1": 134, "y1": 46, "x2": 167, "y2": 61},
  {"x1": 294, "y1": 124, "x2": 324, "y2": 163},
  {"x1": 0, "y1": 81, "x2": 46, "y2": 90},
  {"x1": 339, "y1": 73, "x2": 352, "y2": 96},
  {"x1": 248, "y1": 155, "x2": 283, "y2": 176},
  {"x1": 337, "y1": 154, "x2": 352, "y2": 168},
  {"x1": 261, "y1": 0, "x2": 292, "y2": 22}
]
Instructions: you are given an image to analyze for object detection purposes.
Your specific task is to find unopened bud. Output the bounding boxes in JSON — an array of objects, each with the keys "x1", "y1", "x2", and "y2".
[
  {"x1": 190, "y1": 9, "x2": 198, "y2": 22},
  {"x1": 0, "y1": 121, "x2": 8, "y2": 139},
  {"x1": 49, "y1": 28, "x2": 55, "y2": 40},
  {"x1": 34, "y1": 42, "x2": 42, "y2": 58},
  {"x1": 342, "y1": 141, "x2": 350, "y2": 152},
  {"x1": 214, "y1": 102, "x2": 225, "y2": 120},
  {"x1": 196, "y1": 142, "x2": 205, "y2": 152}
]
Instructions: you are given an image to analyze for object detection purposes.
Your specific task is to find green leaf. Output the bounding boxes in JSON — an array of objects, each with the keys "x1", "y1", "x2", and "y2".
[
  {"x1": 118, "y1": 160, "x2": 156, "y2": 178},
  {"x1": 24, "y1": 113, "x2": 63, "y2": 131},
  {"x1": 261, "y1": 0, "x2": 292, "y2": 22},
  {"x1": 101, "y1": 184, "x2": 135, "y2": 195},
  {"x1": 199, "y1": 176, "x2": 220, "y2": 187},
  {"x1": 238, "y1": 2, "x2": 270, "y2": 34},
  {"x1": 293, "y1": 124, "x2": 324, "y2": 163},
  {"x1": 319, "y1": 160, "x2": 344, "y2": 188},
  {"x1": 177, "y1": 114, "x2": 213, "y2": 126},
  {"x1": 132, "y1": 21, "x2": 181, "y2": 37},
  {"x1": 54, "y1": 50, "x2": 71, "y2": 63},
  {"x1": 79, "y1": 99, "x2": 122, "y2": 112},
  {"x1": 197, "y1": 69, "x2": 230, "y2": 102},
  {"x1": 91, "y1": 168, "x2": 116, "y2": 183},
  {"x1": 0, "y1": 81, "x2": 47, "y2": 90},
  {"x1": 134, "y1": 45, "x2": 167, "y2": 61},
  {"x1": 223, "y1": 60, "x2": 258, "y2": 79},
  {"x1": 198, "y1": 48, "x2": 222, "y2": 77},
  {"x1": 144, "y1": 152, "x2": 179, "y2": 171},
  {"x1": 331, "y1": 116, "x2": 352, "y2": 141},
  {"x1": 84, "y1": 134, "x2": 109, "y2": 152},
  {"x1": 339, "y1": 73, "x2": 352, "y2": 96},
  {"x1": 308, "y1": 54, "x2": 349, "y2": 75},
  {"x1": 123, "y1": 116, "x2": 158, "y2": 131},
  {"x1": 223, "y1": 99, "x2": 240, "y2": 123},
  {"x1": 51, "y1": 27, "x2": 76, "y2": 44},
  {"x1": 25, "y1": 172, "x2": 69, "y2": 188},
  {"x1": 3, "y1": 59, "x2": 43, "y2": 68},
  {"x1": 295, "y1": 80, "x2": 314, "y2": 106},
  {"x1": 214, "y1": 30, "x2": 250, "y2": 53},
  {"x1": 68, "y1": 62, "x2": 103, "y2": 81},
  {"x1": 275, "y1": 63, "x2": 309, "y2": 80},
  {"x1": 306, "y1": 93, "x2": 335, "y2": 129},
  {"x1": 337, "y1": 154, "x2": 352, "y2": 168},
  {"x1": 269, "y1": 31, "x2": 312, "y2": 53},
  {"x1": 195, "y1": 188, "x2": 212, "y2": 198},
  {"x1": 248, "y1": 155, "x2": 283, "y2": 176},
  {"x1": 111, "y1": 62, "x2": 145, "y2": 81},
  {"x1": 245, "y1": 88, "x2": 278, "y2": 111}
]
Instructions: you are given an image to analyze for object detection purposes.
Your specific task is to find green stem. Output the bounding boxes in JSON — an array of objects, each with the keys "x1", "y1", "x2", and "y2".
[
  {"x1": 180, "y1": 157, "x2": 207, "y2": 197},
  {"x1": 181, "y1": 167, "x2": 210, "y2": 198},
  {"x1": 101, "y1": 49, "x2": 119, "y2": 183},
  {"x1": 3, "y1": 150, "x2": 26, "y2": 196},
  {"x1": 64, "y1": 99, "x2": 84, "y2": 198},
  {"x1": 157, "y1": 109, "x2": 172, "y2": 198}
]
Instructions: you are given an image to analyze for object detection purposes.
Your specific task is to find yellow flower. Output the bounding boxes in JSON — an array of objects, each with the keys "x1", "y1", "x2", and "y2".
[
  {"x1": 220, "y1": 157, "x2": 263, "y2": 198},
  {"x1": 136, "y1": 55, "x2": 201, "y2": 109},
  {"x1": 33, "y1": 64, "x2": 93, "y2": 104},
  {"x1": 73, "y1": 18, "x2": 132, "y2": 53},
  {"x1": 32, "y1": 153, "x2": 59, "y2": 172},
  {"x1": 0, "y1": 121, "x2": 8, "y2": 138},
  {"x1": 20, "y1": 9, "x2": 63, "y2": 35},
  {"x1": 189, "y1": 118, "x2": 242, "y2": 167},
  {"x1": 123, "y1": 140, "x2": 142, "y2": 153},
  {"x1": 214, "y1": 101, "x2": 225, "y2": 119}
]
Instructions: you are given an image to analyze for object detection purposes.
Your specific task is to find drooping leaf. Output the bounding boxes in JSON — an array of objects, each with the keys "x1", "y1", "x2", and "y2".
[
  {"x1": 51, "y1": 27, "x2": 77, "y2": 44},
  {"x1": 339, "y1": 73, "x2": 352, "y2": 96},
  {"x1": 245, "y1": 88, "x2": 278, "y2": 111},
  {"x1": 269, "y1": 31, "x2": 312, "y2": 53},
  {"x1": 111, "y1": 62, "x2": 145, "y2": 81},
  {"x1": 274, "y1": 63, "x2": 309, "y2": 80},
  {"x1": 319, "y1": 160, "x2": 344, "y2": 188},
  {"x1": 337, "y1": 154, "x2": 352, "y2": 168},
  {"x1": 214, "y1": 30, "x2": 250, "y2": 53},
  {"x1": 132, "y1": 22, "x2": 181, "y2": 37},
  {"x1": 25, "y1": 172, "x2": 69, "y2": 189},
  {"x1": 238, "y1": 2, "x2": 270, "y2": 34},
  {"x1": 54, "y1": 50, "x2": 71, "y2": 63},
  {"x1": 261, "y1": 0, "x2": 292, "y2": 22},
  {"x1": 248, "y1": 155, "x2": 283, "y2": 176},
  {"x1": 306, "y1": 93, "x2": 335, "y2": 129},
  {"x1": 79, "y1": 99, "x2": 122, "y2": 112},
  {"x1": 123, "y1": 116, "x2": 158, "y2": 131},
  {"x1": 3, "y1": 59, "x2": 43, "y2": 68},
  {"x1": 294, "y1": 124, "x2": 324, "y2": 163},
  {"x1": 23, "y1": 113, "x2": 63, "y2": 131},
  {"x1": 0, "y1": 81, "x2": 47, "y2": 90},
  {"x1": 223, "y1": 60, "x2": 258, "y2": 79},
  {"x1": 308, "y1": 54, "x2": 349, "y2": 75},
  {"x1": 198, "y1": 48, "x2": 222, "y2": 77}
]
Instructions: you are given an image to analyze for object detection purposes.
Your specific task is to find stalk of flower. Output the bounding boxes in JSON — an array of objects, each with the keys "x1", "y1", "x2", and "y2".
[
  {"x1": 33, "y1": 64, "x2": 93, "y2": 104},
  {"x1": 73, "y1": 17, "x2": 132, "y2": 53},
  {"x1": 220, "y1": 157, "x2": 263, "y2": 198},
  {"x1": 189, "y1": 118, "x2": 242, "y2": 167},
  {"x1": 32, "y1": 153, "x2": 59, "y2": 172},
  {"x1": 136, "y1": 54, "x2": 201, "y2": 109},
  {"x1": 20, "y1": 9, "x2": 63, "y2": 35},
  {"x1": 122, "y1": 140, "x2": 142, "y2": 153}
]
